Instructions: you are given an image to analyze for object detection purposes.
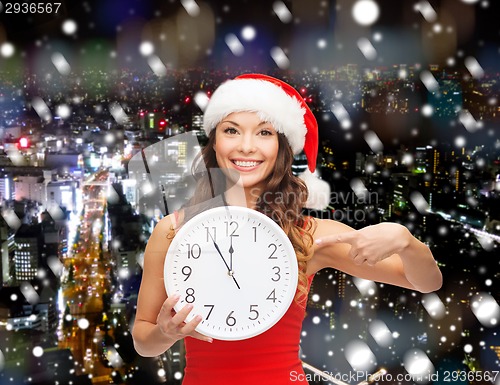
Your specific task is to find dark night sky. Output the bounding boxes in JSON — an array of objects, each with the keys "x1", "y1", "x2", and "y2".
[
  {"x1": 1, "y1": 0, "x2": 499, "y2": 70},
  {"x1": 1, "y1": 0, "x2": 499, "y2": 151}
]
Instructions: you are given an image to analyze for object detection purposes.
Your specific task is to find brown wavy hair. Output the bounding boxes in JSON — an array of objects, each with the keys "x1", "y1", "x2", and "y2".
[{"x1": 177, "y1": 128, "x2": 315, "y2": 304}]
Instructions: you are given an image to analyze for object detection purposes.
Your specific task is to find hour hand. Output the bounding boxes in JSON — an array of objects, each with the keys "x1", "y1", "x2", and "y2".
[{"x1": 228, "y1": 236, "x2": 234, "y2": 273}]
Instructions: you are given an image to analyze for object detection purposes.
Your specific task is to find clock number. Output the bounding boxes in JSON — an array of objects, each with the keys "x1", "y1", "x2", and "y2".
[
  {"x1": 268, "y1": 243, "x2": 277, "y2": 259},
  {"x1": 249, "y1": 305, "x2": 259, "y2": 320},
  {"x1": 205, "y1": 227, "x2": 216, "y2": 242},
  {"x1": 266, "y1": 289, "x2": 277, "y2": 303},
  {"x1": 181, "y1": 266, "x2": 192, "y2": 281},
  {"x1": 225, "y1": 221, "x2": 239, "y2": 237},
  {"x1": 226, "y1": 311, "x2": 236, "y2": 326},
  {"x1": 187, "y1": 243, "x2": 201, "y2": 259},
  {"x1": 252, "y1": 226, "x2": 257, "y2": 242},
  {"x1": 271, "y1": 266, "x2": 281, "y2": 282},
  {"x1": 185, "y1": 288, "x2": 195, "y2": 303},
  {"x1": 204, "y1": 304, "x2": 214, "y2": 320}
]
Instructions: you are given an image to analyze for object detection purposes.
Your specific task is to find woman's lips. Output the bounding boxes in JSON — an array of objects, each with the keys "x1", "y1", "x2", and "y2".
[{"x1": 231, "y1": 159, "x2": 263, "y2": 171}]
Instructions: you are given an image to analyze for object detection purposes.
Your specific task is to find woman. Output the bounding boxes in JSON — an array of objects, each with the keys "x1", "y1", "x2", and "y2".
[{"x1": 131, "y1": 74, "x2": 443, "y2": 384}]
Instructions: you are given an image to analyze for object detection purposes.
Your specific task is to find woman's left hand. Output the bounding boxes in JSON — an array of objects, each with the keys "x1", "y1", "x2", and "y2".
[{"x1": 315, "y1": 223, "x2": 411, "y2": 266}]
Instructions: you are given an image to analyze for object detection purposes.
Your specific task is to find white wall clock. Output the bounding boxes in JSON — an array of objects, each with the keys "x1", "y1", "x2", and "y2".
[{"x1": 164, "y1": 206, "x2": 299, "y2": 340}]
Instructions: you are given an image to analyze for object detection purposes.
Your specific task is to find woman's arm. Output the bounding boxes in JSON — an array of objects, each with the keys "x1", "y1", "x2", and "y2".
[
  {"x1": 131, "y1": 215, "x2": 211, "y2": 357},
  {"x1": 310, "y1": 219, "x2": 442, "y2": 293}
]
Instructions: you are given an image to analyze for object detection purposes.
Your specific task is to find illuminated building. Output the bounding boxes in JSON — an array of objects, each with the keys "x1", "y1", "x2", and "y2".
[
  {"x1": 355, "y1": 153, "x2": 365, "y2": 173},
  {"x1": 336, "y1": 271, "x2": 346, "y2": 299},
  {"x1": 7, "y1": 300, "x2": 57, "y2": 332},
  {"x1": 139, "y1": 111, "x2": 169, "y2": 138},
  {"x1": 0, "y1": 173, "x2": 13, "y2": 202},
  {"x1": 14, "y1": 175, "x2": 45, "y2": 204},
  {"x1": 46, "y1": 179, "x2": 78, "y2": 213},
  {"x1": 14, "y1": 224, "x2": 42, "y2": 282},
  {"x1": 392, "y1": 173, "x2": 415, "y2": 213}
]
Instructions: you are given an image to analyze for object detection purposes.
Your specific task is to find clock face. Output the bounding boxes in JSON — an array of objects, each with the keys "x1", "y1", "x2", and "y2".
[{"x1": 164, "y1": 206, "x2": 298, "y2": 340}]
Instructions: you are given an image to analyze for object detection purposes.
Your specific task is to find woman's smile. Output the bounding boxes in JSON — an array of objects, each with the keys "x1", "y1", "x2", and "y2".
[{"x1": 231, "y1": 158, "x2": 264, "y2": 170}]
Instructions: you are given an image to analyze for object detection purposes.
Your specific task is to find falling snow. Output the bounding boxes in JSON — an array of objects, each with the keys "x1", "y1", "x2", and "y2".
[
  {"x1": 139, "y1": 41, "x2": 155, "y2": 57},
  {"x1": 181, "y1": 0, "x2": 201, "y2": 17},
  {"x1": 241, "y1": 26, "x2": 257, "y2": 41},
  {"x1": 270, "y1": 46, "x2": 290, "y2": 69},
  {"x1": 0, "y1": 42, "x2": 15, "y2": 58},
  {"x1": 352, "y1": 0, "x2": 380, "y2": 26},
  {"x1": 357, "y1": 37, "x2": 377, "y2": 61},
  {"x1": 414, "y1": 1, "x2": 438, "y2": 23},
  {"x1": 147, "y1": 55, "x2": 168, "y2": 76},
  {"x1": 225, "y1": 34, "x2": 245, "y2": 57},
  {"x1": 61, "y1": 19, "x2": 78, "y2": 35},
  {"x1": 273, "y1": 1, "x2": 293, "y2": 23},
  {"x1": 51, "y1": 52, "x2": 72, "y2": 76}
]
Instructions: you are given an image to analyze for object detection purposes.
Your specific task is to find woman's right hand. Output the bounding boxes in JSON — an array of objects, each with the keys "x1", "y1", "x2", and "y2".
[{"x1": 156, "y1": 294, "x2": 213, "y2": 344}]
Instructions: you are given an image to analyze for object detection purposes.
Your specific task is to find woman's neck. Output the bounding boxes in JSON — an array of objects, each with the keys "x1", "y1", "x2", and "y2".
[{"x1": 224, "y1": 183, "x2": 262, "y2": 209}]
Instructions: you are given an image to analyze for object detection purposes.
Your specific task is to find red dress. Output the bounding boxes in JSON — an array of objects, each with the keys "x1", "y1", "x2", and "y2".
[{"x1": 182, "y1": 275, "x2": 314, "y2": 385}]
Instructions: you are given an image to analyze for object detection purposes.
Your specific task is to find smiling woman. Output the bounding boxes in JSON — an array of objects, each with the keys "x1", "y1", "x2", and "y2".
[{"x1": 201, "y1": 73, "x2": 330, "y2": 211}]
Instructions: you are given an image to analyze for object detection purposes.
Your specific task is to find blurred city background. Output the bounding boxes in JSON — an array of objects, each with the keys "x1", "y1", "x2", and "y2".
[{"x1": 0, "y1": 1, "x2": 499, "y2": 384}]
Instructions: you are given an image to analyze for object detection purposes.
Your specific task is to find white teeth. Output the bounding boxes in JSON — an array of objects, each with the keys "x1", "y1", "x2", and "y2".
[{"x1": 234, "y1": 160, "x2": 259, "y2": 167}]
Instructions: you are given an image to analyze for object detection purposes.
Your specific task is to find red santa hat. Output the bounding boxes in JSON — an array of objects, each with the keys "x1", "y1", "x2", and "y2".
[{"x1": 202, "y1": 73, "x2": 330, "y2": 210}]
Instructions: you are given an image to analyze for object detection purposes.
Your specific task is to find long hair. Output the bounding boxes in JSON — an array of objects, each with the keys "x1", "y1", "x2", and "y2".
[{"x1": 178, "y1": 128, "x2": 315, "y2": 304}]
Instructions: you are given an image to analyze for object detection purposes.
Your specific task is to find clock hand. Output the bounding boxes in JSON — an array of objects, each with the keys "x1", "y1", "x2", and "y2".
[
  {"x1": 207, "y1": 232, "x2": 241, "y2": 290},
  {"x1": 229, "y1": 236, "x2": 234, "y2": 273}
]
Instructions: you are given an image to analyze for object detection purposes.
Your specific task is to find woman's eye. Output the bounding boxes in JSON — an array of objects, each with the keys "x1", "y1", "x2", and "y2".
[
  {"x1": 224, "y1": 127, "x2": 238, "y2": 134},
  {"x1": 260, "y1": 129, "x2": 273, "y2": 136}
]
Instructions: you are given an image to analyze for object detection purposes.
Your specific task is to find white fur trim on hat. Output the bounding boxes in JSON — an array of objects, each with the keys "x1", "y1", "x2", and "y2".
[
  {"x1": 202, "y1": 78, "x2": 307, "y2": 154},
  {"x1": 299, "y1": 169, "x2": 331, "y2": 210}
]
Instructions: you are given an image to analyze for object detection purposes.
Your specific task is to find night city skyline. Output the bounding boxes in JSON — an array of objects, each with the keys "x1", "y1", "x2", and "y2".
[{"x1": 1, "y1": 1, "x2": 499, "y2": 384}]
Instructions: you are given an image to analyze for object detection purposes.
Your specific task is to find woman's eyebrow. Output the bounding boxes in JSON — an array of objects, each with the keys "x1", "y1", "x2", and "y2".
[
  {"x1": 220, "y1": 120, "x2": 273, "y2": 127},
  {"x1": 220, "y1": 120, "x2": 240, "y2": 126}
]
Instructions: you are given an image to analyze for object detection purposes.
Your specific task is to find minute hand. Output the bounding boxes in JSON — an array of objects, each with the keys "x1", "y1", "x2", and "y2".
[{"x1": 208, "y1": 233, "x2": 241, "y2": 289}]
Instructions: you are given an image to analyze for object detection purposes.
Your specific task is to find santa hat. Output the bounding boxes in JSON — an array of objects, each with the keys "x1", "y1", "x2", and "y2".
[{"x1": 202, "y1": 73, "x2": 330, "y2": 210}]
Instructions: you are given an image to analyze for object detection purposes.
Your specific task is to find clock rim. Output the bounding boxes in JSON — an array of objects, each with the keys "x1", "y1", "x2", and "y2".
[{"x1": 163, "y1": 205, "x2": 299, "y2": 341}]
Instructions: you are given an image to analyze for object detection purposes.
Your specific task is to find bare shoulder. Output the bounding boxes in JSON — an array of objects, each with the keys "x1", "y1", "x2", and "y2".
[
  {"x1": 155, "y1": 213, "x2": 176, "y2": 232},
  {"x1": 145, "y1": 213, "x2": 177, "y2": 254}
]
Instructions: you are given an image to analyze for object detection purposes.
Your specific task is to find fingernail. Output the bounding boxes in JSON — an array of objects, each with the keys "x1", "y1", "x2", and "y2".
[
  {"x1": 206, "y1": 338, "x2": 213, "y2": 343},
  {"x1": 314, "y1": 239, "x2": 322, "y2": 245},
  {"x1": 194, "y1": 315, "x2": 202, "y2": 321},
  {"x1": 172, "y1": 294, "x2": 180, "y2": 301}
]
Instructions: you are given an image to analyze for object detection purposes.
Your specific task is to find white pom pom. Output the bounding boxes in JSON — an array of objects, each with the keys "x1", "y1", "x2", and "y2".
[{"x1": 299, "y1": 169, "x2": 331, "y2": 210}]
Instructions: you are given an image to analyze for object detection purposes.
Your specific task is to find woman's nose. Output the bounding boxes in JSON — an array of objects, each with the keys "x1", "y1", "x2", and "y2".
[{"x1": 237, "y1": 134, "x2": 256, "y2": 153}]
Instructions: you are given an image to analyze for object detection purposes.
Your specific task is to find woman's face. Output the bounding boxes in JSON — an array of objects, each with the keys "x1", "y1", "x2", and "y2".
[{"x1": 214, "y1": 111, "x2": 279, "y2": 192}]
